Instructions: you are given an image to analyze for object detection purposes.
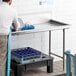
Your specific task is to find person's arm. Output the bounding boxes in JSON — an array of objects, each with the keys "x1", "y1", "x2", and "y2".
[
  {"x1": 12, "y1": 22, "x2": 20, "y2": 31},
  {"x1": 12, "y1": 11, "x2": 20, "y2": 31}
]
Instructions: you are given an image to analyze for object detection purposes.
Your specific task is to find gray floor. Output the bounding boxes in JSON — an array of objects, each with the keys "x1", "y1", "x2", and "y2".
[{"x1": 11, "y1": 60, "x2": 66, "y2": 76}]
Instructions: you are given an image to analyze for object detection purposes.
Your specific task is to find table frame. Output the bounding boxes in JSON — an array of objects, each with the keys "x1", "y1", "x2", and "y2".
[
  {"x1": 49, "y1": 29, "x2": 65, "y2": 70},
  {"x1": 12, "y1": 20, "x2": 70, "y2": 70}
]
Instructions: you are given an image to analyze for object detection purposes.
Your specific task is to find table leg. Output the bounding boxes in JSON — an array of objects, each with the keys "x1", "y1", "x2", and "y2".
[
  {"x1": 49, "y1": 31, "x2": 51, "y2": 56},
  {"x1": 49, "y1": 29, "x2": 65, "y2": 70},
  {"x1": 63, "y1": 29, "x2": 65, "y2": 70},
  {"x1": 47, "y1": 59, "x2": 53, "y2": 73},
  {"x1": 14, "y1": 65, "x2": 23, "y2": 76}
]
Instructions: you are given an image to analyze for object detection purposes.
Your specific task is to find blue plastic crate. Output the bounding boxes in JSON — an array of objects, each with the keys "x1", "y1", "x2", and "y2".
[{"x1": 11, "y1": 47, "x2": 42, "y2": 64}]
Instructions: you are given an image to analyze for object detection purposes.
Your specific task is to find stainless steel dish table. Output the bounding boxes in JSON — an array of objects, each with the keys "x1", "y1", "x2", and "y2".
[{"x1": 11, "y1": 20, "x2": 70, "y2": 76}]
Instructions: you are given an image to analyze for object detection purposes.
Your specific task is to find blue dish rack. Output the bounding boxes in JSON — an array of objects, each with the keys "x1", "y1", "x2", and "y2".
[{"x1": 11, "y1": 47, "x2": 42, "y2": 64}]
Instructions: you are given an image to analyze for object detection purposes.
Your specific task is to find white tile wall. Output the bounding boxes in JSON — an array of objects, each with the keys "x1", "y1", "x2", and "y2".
[
  {"x1": 12, "y1": 32, "x2": 49, "y2": 55},
  {"x1": 12, "y1": 0, "x2": 53, "y2": 14},
  {"x1": 19, "y1": 13, "x2": 51, "y2": 25},
  {"x1": 52, "y1": 0, "x2": 76, "y2": 59}
]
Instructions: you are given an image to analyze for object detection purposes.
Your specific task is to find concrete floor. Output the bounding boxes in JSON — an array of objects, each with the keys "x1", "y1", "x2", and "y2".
[{"x1": 11, "y1": 60, "x2": 66, "y2": 76}]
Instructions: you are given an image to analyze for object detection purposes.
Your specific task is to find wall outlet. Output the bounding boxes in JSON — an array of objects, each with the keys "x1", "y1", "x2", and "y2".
[{"x1": 39, "y1": 0, "x2": 47, "y2": 5}]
